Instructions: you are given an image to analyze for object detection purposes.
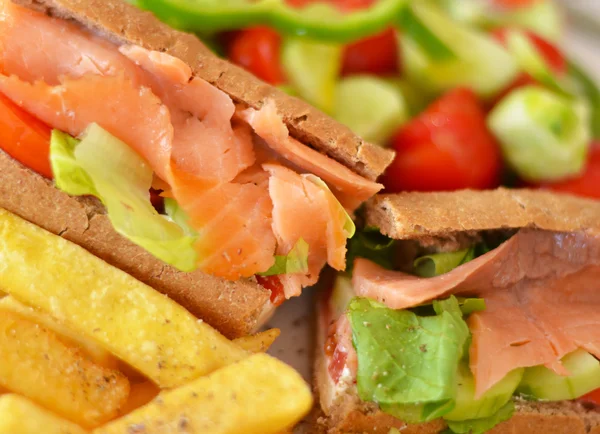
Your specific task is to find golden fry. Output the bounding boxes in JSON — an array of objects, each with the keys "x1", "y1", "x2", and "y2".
[
  {"x1": 234, "y1": 328, "x2": 281, "y2": 353},
  {"x1": 0, "y1": 311, "x2": 129, "y2": 428},
  {"x1": 118, "y1": 382, "x2": 160, "y2": 416},
  {"x1": 0, "y1": 209, "x2": 247, "y2": 388},
  {"x1": 0, "y1": 394, "x2": 88, "y2": 434},
  {"x1": 0, "y1": 296, "x2": 118, "y2": 369},
  {"x1": 95, "y1": 353, "x2": 313, "y2": 434}
]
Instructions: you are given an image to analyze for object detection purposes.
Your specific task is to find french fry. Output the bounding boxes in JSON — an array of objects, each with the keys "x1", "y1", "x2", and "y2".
[
  {"x1": 0, "y1": 394, "x2": 88, "y2": 434},
  {"x1": 95, "y1": 353, "x2": 313, "y2": 434},
  {"x1": 0, "y1": 209, "x2": 247, "y2": 388},
  {"x1": 0, "y1": 296, "x2": 118, "y2": 369},
  {"x1": 234, "y1": 328, "x2": 281, "y2": 353},
  {"x1": 118, "y1": 382, "x2": 160, "y2": 416},
  {"x1": 0, "y1": 311, "x2": 130, "y2": 428}
]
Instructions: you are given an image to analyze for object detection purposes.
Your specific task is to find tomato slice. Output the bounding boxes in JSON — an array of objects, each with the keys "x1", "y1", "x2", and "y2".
[
  {"x1": 325, "y1": 324, "x2": 348, "y2": 384},
  {"x1": 533, "y1": 142, "x2": 600, "y2": 199},
  {"x1": 492, "y1": 0, "x2": 541, "y2": 8},
  {"x1": 579, "y1": 388, "x2": 600, "y2": 406},
  {"x1": 342, "y1": 28, "x2": 399, "y2": 76},
  {"x1": 0, "y1": 93, "x2": 52, "y2": 178},
  {"x1": 382, "y1": 87, "x2": 502, "y2": 192},
  {"x1": 255, "y1": 275, "x2": 286, "y2": 306},
  {"x1": 227, "y1": 26, "x2": 286, "y2": 85}
]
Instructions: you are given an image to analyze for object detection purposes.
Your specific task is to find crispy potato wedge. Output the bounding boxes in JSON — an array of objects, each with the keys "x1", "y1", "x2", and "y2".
[
  {"x1": 234, "y1": 328, "x2": 281, "y2": 353},
  {"x1": 0, "y1": 311, "x2": 129, "y2": 428},
  {"x1": 118, "y1": 382, "x2": 160, "y2": 416},
  {"x1": 0, "y1": 209, "x2": 247, "y2": 388},
  {"x1": 0, "y1": 296, "x2": 118, "y2": 369},
  {"x1": 0, "y1": 394, "x2": 88, "y2": 434},
  {"x1": 95, "y1": 353, "x2": 313, "y2": 434}
]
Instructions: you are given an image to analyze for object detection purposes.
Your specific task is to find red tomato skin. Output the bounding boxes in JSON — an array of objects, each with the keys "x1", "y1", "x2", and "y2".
[
  {"x1": 533, "y1": 142, "x2": 600, "y2": 199},
  {"x1": 492, "y1": 0, "x2": 541, "y2": 9},
  {"x1": 227, "y1": 26, "x2": 285, "y2": 85},
  {"x1": 255, "y1": 275, "x2": 286, "y2": 306},
  {"x1": 0, "y1": 93, "x2": 52, "y2": 179},
  {"x1": 342, "y1": 28, "x2": 400, "y2": 76},
  {"x1": 324, "y1": 325, "x2": 348, "y2": 384},
  {"x1": 382, "y1": 88, "x2": 502, "y2": 192},
  {"x1": 579, "y1": 388, "x2": 600, "y2": 406}
]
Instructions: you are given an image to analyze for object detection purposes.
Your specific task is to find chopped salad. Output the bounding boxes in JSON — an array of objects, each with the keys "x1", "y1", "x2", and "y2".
[{"x1": 133, "y1": 0, "x2": 600, "y2": 199}]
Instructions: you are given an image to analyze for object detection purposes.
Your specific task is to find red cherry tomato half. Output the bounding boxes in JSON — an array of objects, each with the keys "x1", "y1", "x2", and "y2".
[
  {"x1": 382, "y1": 87, "x2": 502, "y2": 192},
  {"x1": 255, "y1": 275, "x2": 286, "y2": 306},
  {"x1": 227, "y1": 26, "x2": 286, "y2": 85},
  {"x1": 579, "y1": 388, "x2": 600, "y2": 406},
  {"x1": 342, "y1": 28, "x2": 400, "y2": 76},
  {"x1": 533, "y1": 142, "x2": 600, "y2": 199},
  {"x1": 0, "y1": 93, "x2": 52, "y2": 179},
  {"x1": 492, "y1": 0, "x2": 541, "y2": 8}
]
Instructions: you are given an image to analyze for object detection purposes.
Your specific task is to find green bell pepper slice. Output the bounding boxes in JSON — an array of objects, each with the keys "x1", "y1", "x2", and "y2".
[{"x1": 136, "y1": 0, "x2": 408, "y2": 43}]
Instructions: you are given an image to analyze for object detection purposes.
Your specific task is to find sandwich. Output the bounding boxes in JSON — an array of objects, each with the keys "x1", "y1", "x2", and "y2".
[
  {"x1": 0, "y1": 0, "x2": 393, "y2": 338},
  {"x1": 317, "y1": 188, "x2": 600, "y2": 434}
]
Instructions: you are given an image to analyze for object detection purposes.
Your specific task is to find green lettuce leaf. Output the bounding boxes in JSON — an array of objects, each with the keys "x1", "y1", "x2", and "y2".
[
  {"x1": 304, "y1": 174, "x2": 355, "y2": 239},
  {"x1": 348, "y1": 296, "x2": 470, "y2": 423},
  {"x1": 164, "y1": 198, "x2": 197, "y2": 237},
  {"x1": 50, "y1": 124, "x2": 198, "y2": 272},
  {"x1": 345, "y1": 228, "x2": 397, "y2": 274},
  {"x1": 446, "y1": 400, "x2": 515, "y2": 434},
  {"x1": 413, "y1": 247, "x2": 474, "y2": 277},
  {"x1": 258, "y1": 238, "x2": 309, "y2": 276},
  {"x1": 457, "y1": 298, "x2": 486, "y2": 316}
]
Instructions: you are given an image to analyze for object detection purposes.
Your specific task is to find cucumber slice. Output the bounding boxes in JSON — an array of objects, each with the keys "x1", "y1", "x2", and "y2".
[
  {"x1": 517, "y1": 349, "x2": 600, "y2": 401},
  {"x1": 330, "y1": 274, "x2": 354, "y2": 320},
  {"x1": 334, "y1": 76, "x2": 407, "y2": 146},
  {"x1": 281, "y1": 37, "x2": 342, "y2": 114},
  {"x1": 400, "y1": 2, "x2": 518, "y2": 99},
  {"x1": 444, "y1": 363, "x2": 523, "y2": 421},
  {"x1": 488, "y1": 85, "x2": 590, "y2": 182}
]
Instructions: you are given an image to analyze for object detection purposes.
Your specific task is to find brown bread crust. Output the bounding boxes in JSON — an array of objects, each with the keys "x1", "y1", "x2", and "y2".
[
  {"x1": 366, "y1": 189, "x2": 600, "y2": 245},
  {"x1": 0, "y1": 150, "x2": 272, "y2": 339},
  {"x1": 13, "y1": 0, "x2": 394, "y2": 181}
]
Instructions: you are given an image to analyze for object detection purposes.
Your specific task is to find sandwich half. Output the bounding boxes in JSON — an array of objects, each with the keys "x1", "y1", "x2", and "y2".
[
  {"x1": 0, "y1": 0, "x2": 393, "y2": 338},
  {"x1": 317, "y1": 189, "x2": 600, "y2": 434}
]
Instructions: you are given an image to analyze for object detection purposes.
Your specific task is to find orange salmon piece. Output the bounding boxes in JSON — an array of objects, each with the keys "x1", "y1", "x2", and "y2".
[{"x1": 243, "y1": 101, "x2": 383, "y2": 211}]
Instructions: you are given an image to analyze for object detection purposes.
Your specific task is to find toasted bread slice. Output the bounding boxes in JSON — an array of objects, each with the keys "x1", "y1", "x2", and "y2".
[{"x1": 366, "y1": 189, "x2": 600, "y2": 249}]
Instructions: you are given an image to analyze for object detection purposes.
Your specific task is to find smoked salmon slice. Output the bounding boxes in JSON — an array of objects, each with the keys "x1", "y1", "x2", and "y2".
[
  {"x1": 265, "y1": 164, "x2": 348, "y2": 297},
  {"x1": 243, "y1": 101, "x2": 383, "y2": 212},
  {"x1": 352, "y1": 230, "x2": 600, "y2": 398},
  {"x1": 0, "y1": 0, "x2": 141, "y2": 85}
]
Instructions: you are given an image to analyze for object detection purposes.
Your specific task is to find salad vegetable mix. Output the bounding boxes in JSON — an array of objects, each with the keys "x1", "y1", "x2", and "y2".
[{"x1": 133, "y1": 0, "x2": 600, "y2": 198}]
